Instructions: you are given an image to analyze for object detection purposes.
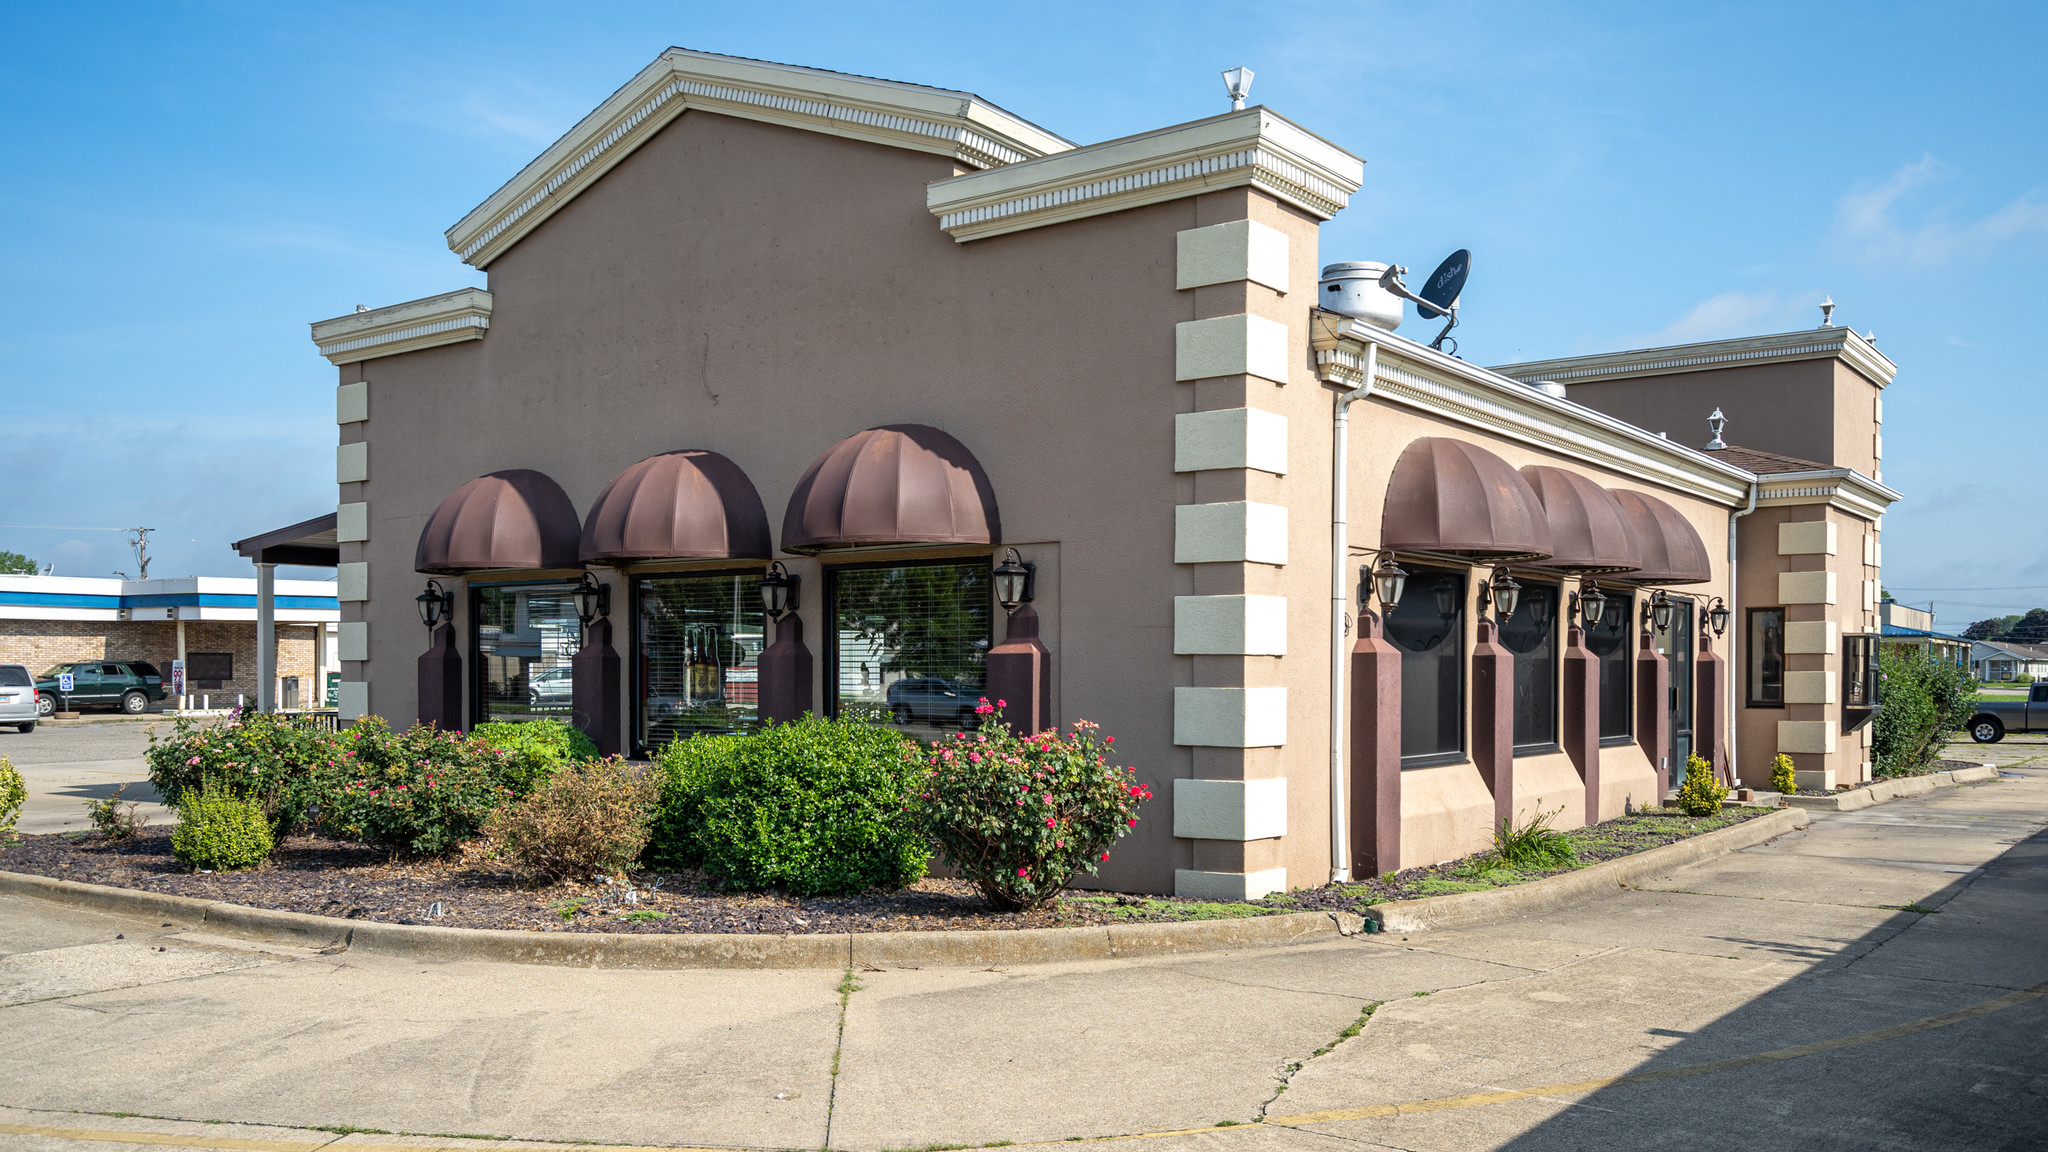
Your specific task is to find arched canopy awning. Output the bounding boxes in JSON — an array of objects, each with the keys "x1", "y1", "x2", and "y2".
[
  {"x1": 415, "y1": 469, "x2": 581, "y2": 575},
  {"x1": 1519, "y1": 466, "x2": 1642, "y2": 575},
  {"x1": 1609, "y1": 490, "x2": 1712, "y2": 585},
  {"x1": 782, "y1": 424, "x2": 1000, "y2": 553},
  {"x1": 1382, "y1": 438, "x2": 1553, "y2": 562},
  {"x1": 580, "y1": 450, "x2": 771, "y2": 563}
]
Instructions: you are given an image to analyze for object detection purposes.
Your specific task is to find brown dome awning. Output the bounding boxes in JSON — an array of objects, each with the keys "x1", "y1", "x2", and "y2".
[
  {"x1": 1381, "y1": 438, "x2": 1553, "y2": 562},
  {"x1": 1609, "y1": 490, "x2": 1712, "y2": 585},
  {"x1": 580, "y1": 450, "x2": 771, "y2": 563},
  {"x1": 782, "y1": 424, "x2": 1000, "y2": 553},
  {"x1": 415, "y1": 470, "x2": 581, "y2": 575},
  {"x1": 1519, "y1": 466, "x2": 1642, "y2": 575}
]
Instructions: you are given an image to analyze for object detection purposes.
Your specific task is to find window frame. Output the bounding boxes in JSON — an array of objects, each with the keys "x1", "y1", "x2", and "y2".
[
  {"x1": 823, "y1": 557, "x2": 994, "y2": 723},
  {"x1": 469, "y1": 578, "x2": 585, "y2": 730},
  {"x1": 1746, "y1": 607, "x2": 1787, "y2": 709},
  {"x1": 1587, "y1": 589, "x2": 1636, "y2": 746},
  {"x1": 1502, "y1": 579, "x2": 1563, "y2": 757},
  {"x1": 1385, "y1": 565, "x2": 1469, "y2": 770},
  {"x1": 1842, "y1": 632, "x2": 1881, "y2": 732},
  {"x1": 628, "y1": 567, "x2": 769, "y2": 757}
]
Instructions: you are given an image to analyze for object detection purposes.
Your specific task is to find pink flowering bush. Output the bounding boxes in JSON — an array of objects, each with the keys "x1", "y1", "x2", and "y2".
[
  {"x1": 327, "y1": 718, "x2": 514, "y2": 857},
  {"x1": 914, "y1": 700, "x2": 1152, "y2": 911},
  {"x1": 146, "y1": 709, "x2": 345, "y2": 836}
]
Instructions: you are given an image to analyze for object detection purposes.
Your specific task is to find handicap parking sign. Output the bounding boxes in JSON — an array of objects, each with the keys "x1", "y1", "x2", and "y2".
[{"x1": 58, "y1": 673, "x2": 74, "y2": 692}]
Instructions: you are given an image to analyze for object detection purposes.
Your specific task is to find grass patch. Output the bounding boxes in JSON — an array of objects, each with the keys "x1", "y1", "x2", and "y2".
[
  {"x1": 1065, "y1": 895, "x2": 1269, "y2": 921},
  {"x1": 1889, "y1": 902, "x2": 1942, "y2": 914},
  {"x1": 548, "y1": 897, "x2": 590, "y2": 922},
  {"x1": 1311, "y1": 1002, "x2": 1380, "y2": 1059},
  {"x1": 619, "y1": 909, "x2": 668, "y2": 922}
]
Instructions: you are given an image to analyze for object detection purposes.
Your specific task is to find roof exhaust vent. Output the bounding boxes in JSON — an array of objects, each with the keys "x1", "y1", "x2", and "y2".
[
  {"x1": 1318, "y1": 262, "x2": 1403, "y2": 331},
  {"x1": 1533, "y1": 380, "x2": 1568, "y2": 399}
]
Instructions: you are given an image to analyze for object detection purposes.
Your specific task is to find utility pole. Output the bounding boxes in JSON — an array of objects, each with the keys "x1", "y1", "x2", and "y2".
[{"x1": 126, "y1": 527, "x2": 152, "y2": 580}]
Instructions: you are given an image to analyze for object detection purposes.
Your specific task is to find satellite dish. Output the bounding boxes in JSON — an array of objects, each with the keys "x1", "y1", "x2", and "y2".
[{"x1": 1415, "y1": 249, "x2": 1469, "y2": 320}]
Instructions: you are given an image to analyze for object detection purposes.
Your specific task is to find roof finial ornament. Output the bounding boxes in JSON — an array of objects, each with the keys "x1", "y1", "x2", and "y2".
[
  {"x1": 1706, "y1": 408, "x2": 1727, "y2": 451},
  {"x1": 1222, "y1": 66, "x2": 1254, "y2": 111},
  {"x1": 1819, "y1": 296, "x2": 1835, "y2": 327}
]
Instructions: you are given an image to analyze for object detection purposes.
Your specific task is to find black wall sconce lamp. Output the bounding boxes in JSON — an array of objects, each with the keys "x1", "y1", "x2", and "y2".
[
  {"x1": 1571, "y1": 581, "x2": 1609, "y2": 631},
  {"x1": 571, "y1": 571, "x2": 611, "y2": 630},
  {"x1": 1476, "y1": 567, "x2": 1522, "y2": 625},
  {"x1": 1641, "y1": 588, "x2": 1675, "y2": 633},
  {"x1": 416, "y1": 579, "x2": 454, "y2": 630},
  {"x1": 993, "y1": 548, "x2": 1036, "y2": 613},
  {"x1": 1702, "y1": 596, "x2": 1731, "y2": 638},
  {"x1": 759, "y1": 561, "x2": 799, "y2": 619},
  {"x1": 1359, "y1": 552, "x2": 1408, "y2": 613}
]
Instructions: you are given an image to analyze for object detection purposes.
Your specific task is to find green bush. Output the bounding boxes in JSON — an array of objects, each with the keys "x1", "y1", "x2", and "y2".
[
  {"x1": 1770, "y1": 753, "x2": 1797, "y2": 795},
  {"x1": 649, "y1": 716, "x2": 926, "y2": 895},
  {"x1": 471, "y1": 719, "x2": 597, "y2": 797},
  {"x1": 1492, "y1": 807, "x2": 1576, "y2": 869},
  {"x1": 327, "y1": 718, "x2": 512, "y2": 857},
  {"x1": 171, "y1": 783, "x2": 274, "y2": 871},
  {"x1": 0, "y1": 756, "x2": 25, "y2": 842},
  {"x1": 1872, "y1": 649, "x2": 1977, "y2": 777},
  {"x1": 1674, "y1": 753, "x2": 1729, "y2": 816},
  {"x1": 146, "y1": 710, "x2": 344, "y2": 837},
  {"x1": 914, "y1": 702, "x2": 1151, "y2": 911}
]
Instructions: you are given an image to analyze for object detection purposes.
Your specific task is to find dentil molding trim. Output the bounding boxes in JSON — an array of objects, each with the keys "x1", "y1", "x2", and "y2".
[
  {"x1": 1491, "y1": 326, "x2": 1898, "y2": 390},
  {"x1": 310, "y1": 289, "x2": 493, "y2": 365},
  {"x1": 446, "y1": 48, "x2": 1072, "y2": 268}
]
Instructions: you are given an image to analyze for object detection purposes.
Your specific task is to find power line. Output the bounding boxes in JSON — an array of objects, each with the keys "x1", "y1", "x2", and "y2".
[
  {"x1": 1890, "y1": 585, "x2": 2048, "y2": 592},
  {"x1": 0, "y1": 523, "x2": 131, "y2": 532}
]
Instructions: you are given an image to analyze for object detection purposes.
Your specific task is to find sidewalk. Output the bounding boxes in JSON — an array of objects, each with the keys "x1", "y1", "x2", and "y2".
[{"x1": 1, "y1": 757, "x2": 2043, "y2": 1150}]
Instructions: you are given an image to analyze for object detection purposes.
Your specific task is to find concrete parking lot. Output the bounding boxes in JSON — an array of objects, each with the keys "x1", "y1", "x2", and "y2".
[{"x1": 0, "y1": 736, "x2": 2042, "y2": 1150}]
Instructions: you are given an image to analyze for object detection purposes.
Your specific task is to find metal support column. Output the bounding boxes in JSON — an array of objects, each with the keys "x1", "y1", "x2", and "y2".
[{"x1": 255, "y1": 562, "x2": 276, "y2": 712}]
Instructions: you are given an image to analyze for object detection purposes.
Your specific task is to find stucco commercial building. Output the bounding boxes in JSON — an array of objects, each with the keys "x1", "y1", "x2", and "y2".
[{"x1": 311, "y1": 49, "x2": 1899, "y2": 897}]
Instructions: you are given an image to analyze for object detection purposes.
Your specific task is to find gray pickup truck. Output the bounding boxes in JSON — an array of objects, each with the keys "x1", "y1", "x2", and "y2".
[{"x1": 1967, "y1": 684, "x2": 2048, "y2": 743}]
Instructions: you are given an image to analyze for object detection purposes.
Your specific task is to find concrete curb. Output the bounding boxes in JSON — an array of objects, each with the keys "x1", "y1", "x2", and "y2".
[
  {"x1": 1781, "y1": 764, "x2": 2001, "y2": 812},
  {"x1": 1364, "y1": 807, "x2": 1811, "y2": 934},
  {"x1": 0, "y1": 809, "x2": 1815, "y2": 966}
]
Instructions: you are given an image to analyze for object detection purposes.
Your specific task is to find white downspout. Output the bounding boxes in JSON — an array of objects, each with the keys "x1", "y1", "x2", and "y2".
[
  {"x1": 1330, "y1": 339, "x2": 1378, "y2": 883},
  {"x1": 1728, "y1": 480, "x2": 1758, "y2": 779}
]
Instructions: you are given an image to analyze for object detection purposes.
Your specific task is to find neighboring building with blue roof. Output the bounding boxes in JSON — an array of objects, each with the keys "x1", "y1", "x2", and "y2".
[{"x1": 0, "y1": 575, "x2": 339, "y2": 709}]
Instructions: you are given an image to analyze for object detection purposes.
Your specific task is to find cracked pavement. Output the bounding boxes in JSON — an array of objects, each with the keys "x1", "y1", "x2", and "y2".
[{"x1": 1, "y1": 740, "x2": 2044, "y2": 1151}]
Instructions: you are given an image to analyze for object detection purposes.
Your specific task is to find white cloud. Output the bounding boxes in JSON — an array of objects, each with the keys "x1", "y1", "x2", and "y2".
[
  {"x1": 1620, "y1": 289, "x2": 1821, "y2": 348},
  {"x1": 1831, "y1": 155, "x2": 2048, "y2": 264}
]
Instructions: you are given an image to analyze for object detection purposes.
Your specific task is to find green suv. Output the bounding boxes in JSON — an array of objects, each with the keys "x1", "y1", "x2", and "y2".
[{"x1": 35, "y1": 662, "x2": 167, "y2": 716}]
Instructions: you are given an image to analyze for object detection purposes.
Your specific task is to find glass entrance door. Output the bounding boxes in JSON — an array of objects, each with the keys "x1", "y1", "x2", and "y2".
[{"x1": 1655, "y1": 595, "x2": 1695, "y2": 783}]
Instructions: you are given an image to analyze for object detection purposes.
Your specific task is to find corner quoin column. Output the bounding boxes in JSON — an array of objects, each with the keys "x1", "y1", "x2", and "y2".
[
  {"x1": 1169, "y1": 211, "x2": 1295, "y2": 902},
  {"x1": 334, "y1": 376, "x2": 372, "y2": 721}
]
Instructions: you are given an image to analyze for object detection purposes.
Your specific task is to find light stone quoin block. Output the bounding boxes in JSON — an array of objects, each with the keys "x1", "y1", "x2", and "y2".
[
  {"x1": 1779, "y1": 570, "x2": 1837, "y2": 605},
  {"x1": 1777, "y1": 521, "x2": 1837, "y2": 556},
  {"x1": 1784, "y1": 670, "x2": 1836, "y2": 704},
  {"x1": 336, "y1": 681, "x2": 369, "y2": 720},
  {"x1": 337, "y1": 502, "x2": 370, "y2": 543},
  {"x1": 337, "y1": 562, "x2": 369, "y2": 603},
  {"x1": 336, "y1": 442, "x2": 368, "y2": 484},
  {"x1": 1173, "y1": 686, "x2": 1286, "y2": 747},
  {"x1": 1175, "y1": 219, "x2": 1290, "y2": 293},
  {"x1": 1175, "y1": 868, "x2": 1287, "y2": 902},
  {"x1": 337, "y1": 622, "x2": 370, "y2": 663},
  {"x1": 336, "y1": 382, "x2": 368, "y2": 424},
  {"x1": 1175, "y1": 501, "x2": 1287, "y2": 565},
  {"x1": 1175, "y1": 314, "x2": 1291, "y2": 384},
  {"x1": 1784, "y1": 621, "x2": 1838, "y2": 654},
  {"x1": 1173, "y1": 777, "x2": 1287, "y2": 841},
  {"x1": 1175, "y1": 408, "x2": 1288, "y2": 474},
  {"x1": 1174, "y1": 594, "x2": 1287, "y2": 655},
  {"x1": 1778, "y1": 720, "x2": 1838, "y2": 755}
]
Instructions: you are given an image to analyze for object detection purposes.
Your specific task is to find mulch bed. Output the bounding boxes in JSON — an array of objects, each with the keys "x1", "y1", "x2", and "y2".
[{"x1": 1, "y1": 804, "x2": 1774, "y2": 935}]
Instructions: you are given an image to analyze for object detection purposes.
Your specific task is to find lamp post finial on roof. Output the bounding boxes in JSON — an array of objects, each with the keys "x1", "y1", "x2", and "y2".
[
  {"x1": 1222, "y1": 66, "x2": 1254, "y2": 110},
  {"x1": 1706, "y1": 407, "x2": 1727, "y2": 450}
]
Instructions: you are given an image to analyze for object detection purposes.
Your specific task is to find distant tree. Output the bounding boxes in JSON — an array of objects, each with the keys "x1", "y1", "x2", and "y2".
[
  {"x1": 1963, "y1": 618, "x2": 2003, "y2": 641},
  {"x1": 2010, "y1": 609, "x2": 2048, "y2": 646},
  {"x1": 0, "y1": 551, "x2": 36, "y2": 575}
]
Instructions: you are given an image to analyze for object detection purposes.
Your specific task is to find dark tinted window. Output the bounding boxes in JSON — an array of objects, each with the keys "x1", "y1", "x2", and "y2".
[
  {"x1": 1585, "y1": 593, "x2": 1633, "y2": 741},
  {"x1": 101, "y1": 664, "x2": 125, "y2": 676},
  {"x1": 474, "y1": 583, "x2": 582, "y2": 725},
  {"x1": 636, "y1": 572, "x2": 765, "y2": 751},
  {"x1": 830, "y1": 561, "x2": 990, "y2": 733},
  {"x1": 188, "y1": 652, "x2": 233, "y2": 681},
  {"x1": 1499, "y1": 583, "x2": 1559, "y2": 752},
  {"x1": 1386, "y1": 568, "x2": 1466, "y2": 765},
  {"x1": 0, "y1": 667, "x2": 31, "y2": 687},
  {"x1": 1747, "y1": 608, "x2": 1785, "y2": 706},
  {"x1": 129, "y1": 662, "x2": 160, "y2": 678}
]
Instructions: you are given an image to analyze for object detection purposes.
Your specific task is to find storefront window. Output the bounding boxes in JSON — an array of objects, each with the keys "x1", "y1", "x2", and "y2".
[
  {"x1": 1748, "y1": 607, "x2": 1785, "y2": 707},
  {"x1": 1386, "y1": 568, "x2": 1466, "y2": 766},
  {"x1": 1499, "y1": 581, "x2": 1559, "y2": 753},
  {"x1": 473, "y1": 583, "x2": 582, "y2": 725},
  {"x1": 829, "y1": 561, "x2": 990, "y2": 737},
  {"x1": 1843, "y1": 633, "x2": 1880, "y2": 732},
  {"x1": 1586, "y1": 593, "x2": 1633, "y2": 742},
  {"x1": 636, "y1": 573, "x2": 765, "y2": 751}
]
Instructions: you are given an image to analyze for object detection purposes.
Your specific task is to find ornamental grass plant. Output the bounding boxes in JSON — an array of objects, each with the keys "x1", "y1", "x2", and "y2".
[
  {"x1": 485, "y1": 756, "x2": 657, "y2": 881},
  {"x1": 1490, "y1": 807, "x2": 1577, "y2": 870},
  {"x1": 915, "y1": 700, "x2": 1152, "y2": 911}
]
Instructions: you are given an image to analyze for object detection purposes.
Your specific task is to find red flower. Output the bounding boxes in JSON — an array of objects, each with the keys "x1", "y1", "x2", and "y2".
[{"x1": 1127, "y1": 818, "x2": 1137, "y2": 826}]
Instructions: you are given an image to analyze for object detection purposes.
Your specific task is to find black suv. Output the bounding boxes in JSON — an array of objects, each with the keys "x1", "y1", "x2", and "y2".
[
  {"x1": 35, "y1": 662, "x2": 167, "y2": 715},
  {"x1": 885, "y1": 677, "x2": 984, "y2": 727}
]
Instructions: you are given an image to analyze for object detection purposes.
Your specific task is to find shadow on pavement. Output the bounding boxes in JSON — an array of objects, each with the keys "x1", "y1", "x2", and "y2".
[{"x1": 1491, "y1": 822, "x2": 2048, "y2": 1151}]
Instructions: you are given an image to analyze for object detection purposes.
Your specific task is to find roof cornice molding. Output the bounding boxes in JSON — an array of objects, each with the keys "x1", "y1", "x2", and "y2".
[
  {"x1": 446, "y1": 49, "x2": 1072, "y2": 268},
  {"x1": 1754, "y1": 467, "x2": 1900, "y2": 522},
  {"x1": 1491, "y1": 326, "x2": 1899, "y2": 390},
  {"x1": 310, "y1": 289, "x2": 493, "y2": 365},
  {"x1": 926, "y1": 107, "x2": 1363, "y2": 242},
  {"x1": 1311, "y1": 316, "x2": 1754, "y2": 508}
]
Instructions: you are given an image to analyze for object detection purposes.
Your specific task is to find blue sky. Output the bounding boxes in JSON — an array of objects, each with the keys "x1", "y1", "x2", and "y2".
[{"x1": 3, "y1": 2, "x2": 2043, "y2": 626}]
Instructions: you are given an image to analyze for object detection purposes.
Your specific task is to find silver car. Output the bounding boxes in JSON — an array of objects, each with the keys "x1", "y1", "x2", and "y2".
[{"x1": 0, "y1": 664, "x2": 38, "y2": 733}]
